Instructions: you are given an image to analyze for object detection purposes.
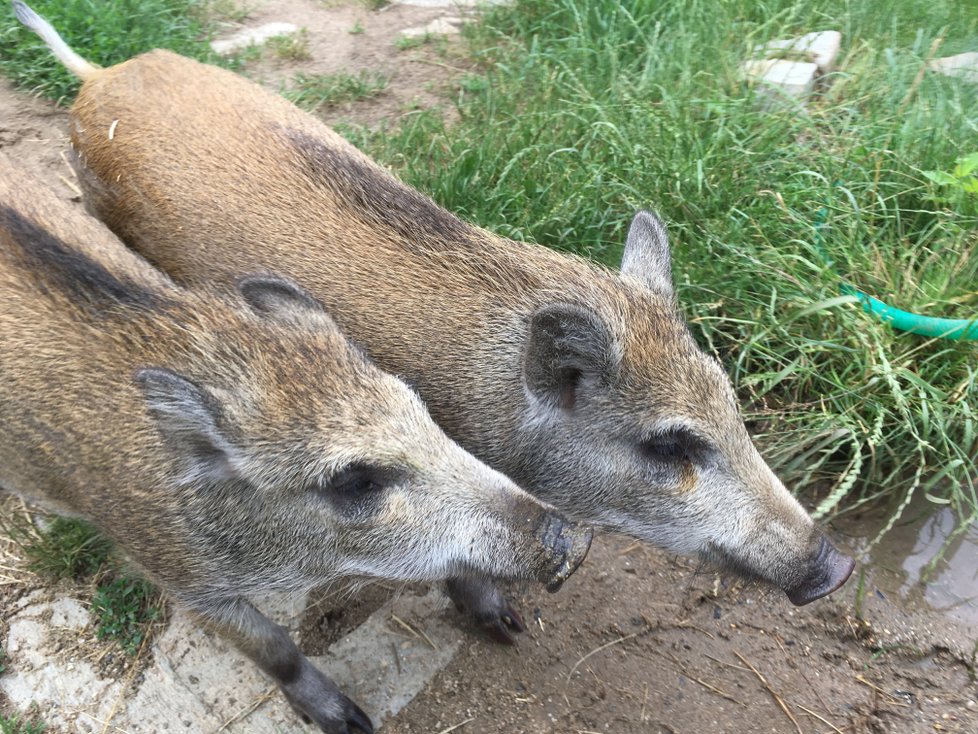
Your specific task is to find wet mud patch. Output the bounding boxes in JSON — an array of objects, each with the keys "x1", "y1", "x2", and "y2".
[{"x1": 387, "y1": 533, "x2": 978, "y2": 734}]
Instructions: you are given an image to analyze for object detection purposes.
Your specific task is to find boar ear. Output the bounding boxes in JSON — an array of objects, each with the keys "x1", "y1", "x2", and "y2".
[
  {"x1": 135, "y1": 367, "x2": 240, "y2": 485},
  {"x1": 620, "y1": 210, "x2": 673, "y2": 296},
  {"x1": 523, "y1": 303, "x2": 618, "y2": 412},
  {"x1": 237, "y1": 274, "x2": 331, "y2": 323}
]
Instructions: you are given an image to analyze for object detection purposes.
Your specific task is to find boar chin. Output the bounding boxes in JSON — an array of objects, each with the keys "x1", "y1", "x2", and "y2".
[{"x1": 705, "y1": 534, "x2": 855, "y2": 606}]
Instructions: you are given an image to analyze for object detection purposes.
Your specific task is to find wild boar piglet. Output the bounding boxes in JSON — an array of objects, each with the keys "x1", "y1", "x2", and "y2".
[{"x1": 0, "y1": 154, "x2": 591, "y2": 734}]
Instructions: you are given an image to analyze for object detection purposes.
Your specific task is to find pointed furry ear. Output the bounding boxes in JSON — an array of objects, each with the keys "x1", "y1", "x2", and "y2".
[
  {"x1": 523, "y1": 303, "x2": 618, "y2": 412},
  {"x1": 135, "y1": 367, "x2": 239, "y2": 484},
  {"x1": 620, "y1": 210, "x2": 673, "y2": 295},
  {"x1": 236, "y1": 274, "x2": 330, "y2": 324}
]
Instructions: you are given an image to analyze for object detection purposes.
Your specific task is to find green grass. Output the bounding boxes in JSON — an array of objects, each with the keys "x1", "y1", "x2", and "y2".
[
  {"x1": 92, "y1": 577, "x2": 162, "y2": 656},
  {"x1": 265, "y1": 28, "x2": 311, "y2": 62},
  {"x1": 356, "y1": 0, "x2": 978, "y2": 536},
  {"x1": 2, "y1": 513, "x2": 160, "y2": 656},
  {"x1": 395, "y1": 32, "x2": 436, "y2": 50},
  {"x1": 0, "y1": 0, "x2": 219, "y2": 102},
  {"x1": 0, "y1": 714, "x2": 46, "y2": 734},
  {"x1": 284, "y1": 70, "x2": 388, "y2": 112},
  {"x1": 3, "y1": 516, "x2": 112, "y2": 580}
]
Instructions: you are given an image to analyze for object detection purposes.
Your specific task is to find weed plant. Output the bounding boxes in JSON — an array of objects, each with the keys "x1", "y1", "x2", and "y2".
[
  {"x1": 0, "y1": 714, "x2": 45, "y2": 734},
  {"x1": 92, "y1": 577, "x2": 162, "y2": 656},
  {"x1": 285, "y1": 70, "x2": 388, "y2": 112},
  {"x1": 266, "y1": 28, "x2": 311, "y2": 62},
  {"x1": 360, "y1": 0, "x2": 978, "y2": 537},
  {"x1": 1, "y1": 513, "x2": 160, "y2": 656},
  {"x1": 0, "y1": 0, "x2": 217, "y2": 102}
]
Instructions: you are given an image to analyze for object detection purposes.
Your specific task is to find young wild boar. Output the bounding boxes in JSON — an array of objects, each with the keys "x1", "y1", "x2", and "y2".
[
  {"x1": 13, "y1": 0, "x2": 853, "y2": 644},
  {"x1": 0, "y1": 153, "x2": 592, "y2": 734}
]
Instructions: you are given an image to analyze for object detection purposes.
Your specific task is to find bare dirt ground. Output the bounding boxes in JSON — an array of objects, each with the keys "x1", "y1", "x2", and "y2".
[{"x1": 2, "y1": 1, "x2": 977, "y2": 732}]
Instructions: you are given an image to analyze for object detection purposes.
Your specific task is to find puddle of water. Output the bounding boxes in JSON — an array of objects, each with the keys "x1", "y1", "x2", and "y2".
[{"x1": 842, "y1": 499, "x2": 978, "y2": 627}]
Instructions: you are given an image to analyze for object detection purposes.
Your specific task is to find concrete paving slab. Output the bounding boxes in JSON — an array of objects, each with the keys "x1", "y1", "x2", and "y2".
[
  {"x1": 929, "y1": 51, "x2": 978, "y2": 83},
  {"x1": 393, "y1": 0, "x2": 508, "y2": 8},
  {"x1": 2, "y1": 596, "x2": 125, "y2": 733},
  {"x1": 755, "y1": 30, "x2": 842, "y2": 74},
  {"x1": 2, "y1": 587, "x2": 462, "y2": 732},
  {"x1": 742, "y1": 58, "x2": 818, "y2": 99},
  {"x1": 401, "y1": 17, "x2": 465, "y2": 38},
  {"x1": 311, "y1": 589, "x2": 462, "y2": 725}
]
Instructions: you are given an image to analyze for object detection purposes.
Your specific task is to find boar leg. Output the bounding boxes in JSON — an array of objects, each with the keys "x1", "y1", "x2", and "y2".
[
  {"x1": 198, "y1": 596, "x2": 373, "y2": 734},
  {"x1": 445, "y1": 576, "x2": 526, "y2": 645}
]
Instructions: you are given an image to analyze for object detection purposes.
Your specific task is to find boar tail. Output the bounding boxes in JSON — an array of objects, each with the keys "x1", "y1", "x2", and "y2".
[{"x1": 12, "y1": 1, "x2": 100, "y2": 81}]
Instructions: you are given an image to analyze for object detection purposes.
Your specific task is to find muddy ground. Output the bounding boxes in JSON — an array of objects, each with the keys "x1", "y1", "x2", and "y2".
[{"x1": 1, "y1": 1, "x2": 977, "y2": 732}]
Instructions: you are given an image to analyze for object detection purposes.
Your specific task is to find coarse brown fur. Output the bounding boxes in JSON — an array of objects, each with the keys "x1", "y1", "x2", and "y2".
[
  {"x1": 0, "y1": 151, "x2": 591, "y2": 733},
  {"x1": 12, "y1": 0, "x2": 853, "y2": 634}
]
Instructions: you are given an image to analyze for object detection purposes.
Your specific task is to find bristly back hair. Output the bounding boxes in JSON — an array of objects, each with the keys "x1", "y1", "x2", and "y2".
[{"x1": 0, "y1": 205, "x2": 168, "y2": 315}]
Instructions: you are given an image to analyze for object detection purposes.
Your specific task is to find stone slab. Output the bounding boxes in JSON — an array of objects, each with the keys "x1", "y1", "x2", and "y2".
[
  {"x1": 742, "y1": 58, "x2": 818, "y2": 99},
  {"x1": 2, "y1": 588, "x2": 462, "y2": 733},
  {"x1": 928, "y1": 51, "x2": 978, "y2": 83},
  {"x1": 755, "y1": 30, "x2": 842, "y2": 74},
  {"x1": 394, "y1": 0, "x2": 508, "y2": 8},
  {"x1": 211, "y1": 22, "x2": 299, "y2": 56},
  {"x1": 402, "y1": 17, "x2": 465, "y2": 38}
]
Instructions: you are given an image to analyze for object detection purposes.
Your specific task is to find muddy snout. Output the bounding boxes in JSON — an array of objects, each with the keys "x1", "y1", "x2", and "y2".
[
  {"x1": 785, "y1": 534, "x2": 855, "y2": 606},
  {"x1": 531, "y1": 514, "x2": 593, "y2": 593}
]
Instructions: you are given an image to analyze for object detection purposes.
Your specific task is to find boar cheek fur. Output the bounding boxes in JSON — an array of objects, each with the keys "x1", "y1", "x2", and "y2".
[{"x1": 68, "y1": 51, "x2": 837, "y2": 596}]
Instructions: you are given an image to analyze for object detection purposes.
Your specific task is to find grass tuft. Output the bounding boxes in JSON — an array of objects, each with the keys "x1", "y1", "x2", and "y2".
[
  {"x1": 266, "y1": 28, "x2": 311, "y2": 62},
  {"x1": 0, "y1": 0, "x2": 219, "y2": 102},
  {"x1": 395, "y1": 32, "x2": 436, "y2": 51},
  {"x1": 285, "y1": 70, "x2": 388, "y2": 112},
  {"x1": 4, "y1": 516, "x2": 112, "y2": 580}
]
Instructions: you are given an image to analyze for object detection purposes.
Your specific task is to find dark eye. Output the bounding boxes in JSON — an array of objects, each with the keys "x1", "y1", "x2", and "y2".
[
  {"x1": 326, "y1": 463, "x2": 385, "y2": 497},
  {"x1": 641, "y1": 429, "x2": 704, "y2": 465},
  {"x1": 643, "y1": 437, "x2": 687, "y2": 463}
]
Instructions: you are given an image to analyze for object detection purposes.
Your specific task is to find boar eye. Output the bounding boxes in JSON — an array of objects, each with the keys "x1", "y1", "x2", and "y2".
[
  {"x1": 643, "y1": 438, "x2": 686, "y2": 464},
  {"x1": 641, "y1": 429, "x2": 703, "y2": 465},
  {"x1": 325, "y1": 463, "x2": 386, "y2": 497}
]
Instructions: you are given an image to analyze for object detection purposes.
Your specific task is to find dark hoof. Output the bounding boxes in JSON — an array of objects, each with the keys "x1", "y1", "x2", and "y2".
[
  {"x1": 279, "y1": 657, "x2": 375, "y2": 734},
  {"x1": 344, "y1": 702, "x2": 374, "y2": 734},
  {"x1": 485, "y1": 602, "x2": 525, "y2": 645},
  {"x1": 445, "y1": 576, "x2": 526, "y2": 645}
]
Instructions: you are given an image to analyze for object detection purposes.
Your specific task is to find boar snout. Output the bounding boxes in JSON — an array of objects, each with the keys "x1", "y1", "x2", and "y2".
[
  {"x1": 531, "y1": 513, "x2": 594, "y2": 592},
  {"x1": 785, "y1": 534, "x2": 855, "y2": 606}
]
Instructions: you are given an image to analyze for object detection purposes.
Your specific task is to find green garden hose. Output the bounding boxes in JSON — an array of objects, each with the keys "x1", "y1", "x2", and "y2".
[
  {"x1": 839, "y1": 283, "x2": 978, "y2": 339},
  {"x1": 813, "y1": 205, "x2": 978, "y2": 341}
]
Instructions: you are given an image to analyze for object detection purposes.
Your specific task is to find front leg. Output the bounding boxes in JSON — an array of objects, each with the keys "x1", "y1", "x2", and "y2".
[
  {"x1": 196, "y1": 596, "x2": 373, "y2": 734},
  {"x1": 445, "y1": 575, "x2": 526, "y2": 645}
]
